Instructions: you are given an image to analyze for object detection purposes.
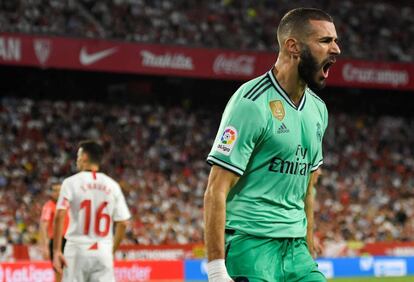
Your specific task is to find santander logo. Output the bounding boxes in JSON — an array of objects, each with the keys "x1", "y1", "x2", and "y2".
[
  {"x1": 115, "y1": 264, "x2": 152, "y2": 281},
  {"x1": 140, "y1": 50, "x2": 194, "y2": 70},
  {"x1": 213, "y1": 54, "x2": 255, "y2": 76}
]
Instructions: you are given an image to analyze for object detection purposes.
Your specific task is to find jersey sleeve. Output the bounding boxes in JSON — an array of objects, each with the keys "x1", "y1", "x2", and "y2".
[
  {"x1": 113, "y1": 186, "x2": 131, "y2": 222},
  {"x1": 207, "y1": 87, "x2": 267, "y2": 176},
  {"x1": 310, "y1": 105, "x2": 328, "y2": 172},
  {"x1": 40, "y1": 202, "x2": 53, "y2": 221},
  {"x1": 56, "y1": 179, "x2": 72, "y2": 210}
]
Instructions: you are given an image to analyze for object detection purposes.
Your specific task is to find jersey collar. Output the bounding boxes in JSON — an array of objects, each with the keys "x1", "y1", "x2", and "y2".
[{"x1": 267, "y1": 69, "x2": 306, "y2": 111}]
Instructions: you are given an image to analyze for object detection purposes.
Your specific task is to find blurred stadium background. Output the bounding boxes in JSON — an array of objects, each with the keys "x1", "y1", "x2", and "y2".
[{"x1": 0, "y1": 0, "x2": 414, "y2": 281}]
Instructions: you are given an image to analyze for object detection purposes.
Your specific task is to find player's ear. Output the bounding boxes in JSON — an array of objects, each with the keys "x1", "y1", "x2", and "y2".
[
  {"x1": 285, "y1": 38, "x2": 301, "y2": 59},
  {"x1": 81, "y1": 152, "x2": 89, "y2": 163}
]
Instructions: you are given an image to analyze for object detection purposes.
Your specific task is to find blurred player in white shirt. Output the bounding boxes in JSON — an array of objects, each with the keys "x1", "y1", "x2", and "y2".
[{"x1": 53, "y1": 140, "x2": 131, "y2": 282}]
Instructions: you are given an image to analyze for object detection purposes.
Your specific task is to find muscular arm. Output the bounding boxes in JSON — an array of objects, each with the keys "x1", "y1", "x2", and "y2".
[
  {"x1": 305, "y1": 171, "x2": 317, "y2": 257},
  {"x1": 52, "y1": 209, "x2": 67, "y2": 274},
  {"x1": 204, "y1": 165, "x2": 239, "y2": 261},
  {"x1": 39, "y1": 219, "x2": 50, "y2": 259},
  {"x1": 113, "y1": 220, "x2": 129, "y2": 254},
  {"x1": 53, "y1": 209, "x2": 67, "y2": 252}
]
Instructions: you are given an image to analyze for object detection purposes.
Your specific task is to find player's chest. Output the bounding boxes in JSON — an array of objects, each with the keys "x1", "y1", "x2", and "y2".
[{"x1": 264, "y1": 104, "x2": 323, "y2": 159}]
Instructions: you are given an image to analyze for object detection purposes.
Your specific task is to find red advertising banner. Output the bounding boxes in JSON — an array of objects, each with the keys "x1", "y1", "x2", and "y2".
[
  {"x1": 0, "y1": 261, "x2": 54, "y2": 282},
  {"x1": 0, "y1": 33, "x2": 413, "y2": 90},
  {"x1": 116, "y1": 244, "x2": 205, "y2": 260},
  {"x1": 361, "y1": 242, "x2": 414, "y2": 256},
  {"x1": 0, "y1": 260, "x2": 183, "y2": 282},
  {"x1": 114, "y1": 260, "x2": 183, "y2": 282}
]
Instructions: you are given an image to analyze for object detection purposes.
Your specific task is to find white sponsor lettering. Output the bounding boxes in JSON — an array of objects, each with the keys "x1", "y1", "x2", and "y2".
[
  {"x1": 342, "y1": 63, "x2": 409, "y2": 87},
  {"x1": 390, "y1": 247, "x2": 414, "y2": 256},
  {"x1": 140, "y1": 50, "x2": 194, "y2": 70},
  {"x1": 3, "y1": 265, "x2": 54, "y2": 282},
  {"x1": 213, "y1": 54, "x2": 255, "y2": 76},
  {"x1": 200, "y1": 259, "x2": 208, "y2": 275},
  {"x1": 373, "y1": 259, "x2": 407, "y2": 277},
  {"x1": 0, "y1": 37, "x2": 21, "y2": 61},
  {"x1": 117, "y1": 249, "x2": 185, "y2": 260},
  {"x1": 115, "y1": 264, "x2": 152, "y2": 282},
  {"x1": 359, "y1": 257, "x2": 374, "y2": 271},
  {"x1": 317, "y1": 261, "x2": 334, "y2": 279},
  {"x1": 79, "y1": 47, "x2": 118, "y2": 66},
  {"x1": 33, "y1": 39, "x2": 52, "y2": 65}
]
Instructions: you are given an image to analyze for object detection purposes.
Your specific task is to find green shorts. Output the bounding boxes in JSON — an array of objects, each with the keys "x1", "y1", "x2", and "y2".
[{"x1": 225, "y1": 230, "x2": 326, "y2": 282}]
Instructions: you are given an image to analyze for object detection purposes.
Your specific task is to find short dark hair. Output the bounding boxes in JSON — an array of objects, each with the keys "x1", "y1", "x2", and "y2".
[
  {"x1": 277, "y1": 8, "x2": 333, "y2": 47},
  {"x1": 78, "y1": 140, "x2": 104, "y2": 165}
]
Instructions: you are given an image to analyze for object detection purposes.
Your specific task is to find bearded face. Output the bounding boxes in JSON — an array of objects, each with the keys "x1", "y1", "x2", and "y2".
[{"x1": 298, "y1": 44, "x2": 335, "y2": 91}]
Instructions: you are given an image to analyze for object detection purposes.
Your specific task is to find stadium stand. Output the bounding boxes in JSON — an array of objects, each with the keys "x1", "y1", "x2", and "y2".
[
  {"x1": 0, "y1": 0, "x2": 413, "y2": 62},
  {"x1": 0, "y1": 94, "x2": 413, "y2": 258}
]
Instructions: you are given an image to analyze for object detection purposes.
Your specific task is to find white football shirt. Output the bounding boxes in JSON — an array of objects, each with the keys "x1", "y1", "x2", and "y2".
[{"x1": 56, "y1": 171, "x2": 131, "y2": 244}]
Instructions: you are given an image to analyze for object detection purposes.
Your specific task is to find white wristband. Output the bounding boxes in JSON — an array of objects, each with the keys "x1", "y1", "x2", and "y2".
[{"x1": 207, "y1": 259, "x2": 233, "y2": 282}]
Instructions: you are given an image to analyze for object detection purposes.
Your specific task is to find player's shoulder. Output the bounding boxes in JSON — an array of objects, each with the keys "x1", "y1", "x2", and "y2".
[
  {"x1": 98, "y1": 173, "x2": 121, "y2": 190},
  {"x1": 62, "y1": 172, "x2": 83, "y2": 184},
  {"x1": 42, "y1": 200, "x2": 55, "y2": 209},
  {"x1": 306, "y1": 88, "x2": 326, "y2": 109},
  {"x1": 306, "y1": 88, "x2": 328, "y2": 125},
  {"x1": 226, "y1": 73, "x2": 273, "y2": 120},
  {"x1": 234, "y1": 73, "x2": 273, "y2": 103}
]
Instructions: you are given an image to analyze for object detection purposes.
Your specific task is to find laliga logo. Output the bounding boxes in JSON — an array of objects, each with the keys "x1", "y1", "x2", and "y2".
[
  {"x1": 33, "y1": 39, "x2": 52, "y2": 65},
  {"x1": 213, "y1": 54, "x2": 255, "y2": 76},
  {"x1": 221, "y1": 128, "x2": 236, "y2": 145}
]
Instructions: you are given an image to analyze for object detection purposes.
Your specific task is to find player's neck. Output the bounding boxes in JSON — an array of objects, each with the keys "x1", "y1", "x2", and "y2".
[
  {"x1": 274, "y1": 56, "x2": 306, "y2": 106},
  {"x1": 81, "y1": 164, "x2": 100, "y2": 172}
]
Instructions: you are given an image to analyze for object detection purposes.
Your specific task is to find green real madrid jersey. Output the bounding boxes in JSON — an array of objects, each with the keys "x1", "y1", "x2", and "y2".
[{"x1": 207, "y1": 69, "x2": 328, "y2": 238}]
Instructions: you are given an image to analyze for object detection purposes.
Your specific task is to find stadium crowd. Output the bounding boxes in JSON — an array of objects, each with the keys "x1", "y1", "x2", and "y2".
[
  {"x1": 0, "y1": 0, "x2": 413, "y2": 62},
  {"x1": 0, "y1": 97, "x2": 413, "y2": 258}
]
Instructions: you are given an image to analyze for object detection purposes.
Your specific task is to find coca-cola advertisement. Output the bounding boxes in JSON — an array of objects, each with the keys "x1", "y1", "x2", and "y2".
[
  {"x1": 213, "y1": 54, "x2": 256, "y2": 76},
  {"x1": 0, "y1": 33, "x2": 413, "y2": 90}
]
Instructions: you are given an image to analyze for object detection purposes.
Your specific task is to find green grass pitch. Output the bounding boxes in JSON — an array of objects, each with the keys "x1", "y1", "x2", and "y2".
[{"x1": 329, "y1": 277, "x2": 414, "y2": 282}]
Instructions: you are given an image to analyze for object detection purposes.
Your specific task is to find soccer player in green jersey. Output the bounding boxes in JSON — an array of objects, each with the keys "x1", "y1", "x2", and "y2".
[{"x1": 204, "y1": 8, "x2": 340, "y2": 282}]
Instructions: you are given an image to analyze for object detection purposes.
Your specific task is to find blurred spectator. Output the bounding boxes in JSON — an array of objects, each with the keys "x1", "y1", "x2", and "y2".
[
  {"x1": 0, "y1": 0, "x2": 413, "y2": 62},
  {"x1": 0, "y1": 97, "x2": 210, "y2": 246},
  {"x1": 0, "y1": 96, "x2": 413, "y2": 252},
  {"x1": 315, "y1": 113, "x2": 414, "y2": 255}
]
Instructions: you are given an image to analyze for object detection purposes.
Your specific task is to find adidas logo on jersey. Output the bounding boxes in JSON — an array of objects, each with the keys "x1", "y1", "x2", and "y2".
[{"x1": 277, "y1": 123, "x2": 289, "y2": 134}]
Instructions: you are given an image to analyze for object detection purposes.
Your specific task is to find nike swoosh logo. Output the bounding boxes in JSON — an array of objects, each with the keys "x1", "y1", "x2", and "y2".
[{"x1": 79, "y1": 47, "x2": 118, "y2": 66}]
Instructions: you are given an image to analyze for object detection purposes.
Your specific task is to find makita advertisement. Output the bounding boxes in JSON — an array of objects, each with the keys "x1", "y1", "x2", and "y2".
[{"x1": 0, "y1": 33, "x2": 413, "y2": 90}]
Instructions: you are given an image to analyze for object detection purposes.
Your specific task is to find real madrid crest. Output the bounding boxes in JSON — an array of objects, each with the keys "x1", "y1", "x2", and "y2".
[{"x1": 269, "y1": 100, "x2": 285, "y2": 121}]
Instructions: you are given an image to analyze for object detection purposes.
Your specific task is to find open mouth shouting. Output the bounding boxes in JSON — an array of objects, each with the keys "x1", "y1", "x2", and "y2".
[{"x1": 321, "y1": 58, "x2": 336, "y2": 79}]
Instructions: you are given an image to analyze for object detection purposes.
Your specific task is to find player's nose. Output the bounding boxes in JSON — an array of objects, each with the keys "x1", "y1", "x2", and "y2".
[{"x1": 330, "y1": 41, "x2": 341, "y2": 56}]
